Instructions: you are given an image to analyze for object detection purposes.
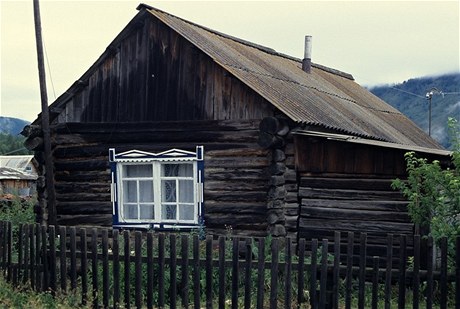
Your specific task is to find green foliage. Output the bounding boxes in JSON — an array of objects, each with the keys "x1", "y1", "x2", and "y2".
[
  {"x1": 0, "y1": 133, "x2": 31, "y2": 155},
  {"x1": 0, "y1": 195, "x2": 36, "y2": 227},
  {"x1": 392, "y1": 117, "x2": 460, "y2": 263},
  {"x1": 0, "y1": 275, "x2": 89, "y2": 308}
]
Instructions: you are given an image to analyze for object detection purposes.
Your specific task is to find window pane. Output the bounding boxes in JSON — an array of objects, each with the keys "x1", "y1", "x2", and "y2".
[
  {"x1": 123, "y1": 181, "x2": 137, "y2": 203},
  {"x1": 123, "y1": 204, "x2": 138, "y2": 219},
  {"x1": 179, "y1": 180, "x2": 194, "y2": 203},
  {"x1": 139, "y1": 181, "x2": 154, "y2": 202},
  {"x1": 179, "y1": 204, "x2": 194, "y2": 221},
  {"x1": 139, "y1": 204, "x2": 154, "y2": 219},
  {"x1": 162, "y1": 163, "x2": 193, "y2": 177},
  {"x1": 123, "y1": 164, "x2": 152, "y2": 177},
  {"x1": 161, "y1": 180, "x2": 176, "y2": 202},
  {"x1": 162, "y1": 204, "x2": 177, "y2": 220}
]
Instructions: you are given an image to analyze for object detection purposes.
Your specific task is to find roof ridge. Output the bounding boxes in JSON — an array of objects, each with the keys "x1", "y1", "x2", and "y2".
[{"x1": 137, "y1": 3, "x2": 354, "y2": 80}]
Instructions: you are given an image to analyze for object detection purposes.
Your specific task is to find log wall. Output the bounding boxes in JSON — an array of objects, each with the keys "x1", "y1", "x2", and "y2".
[
  {"x1": 294, "y1": 136, "x2": 414, "y2": 255},
  {"x1": 46, "y1": 120, "x2": 270, "y2": 236}
]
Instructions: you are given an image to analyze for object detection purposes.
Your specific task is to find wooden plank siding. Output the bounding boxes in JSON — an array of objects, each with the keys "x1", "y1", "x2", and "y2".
[
  {"x1": 50, "y1": 120, "x2": 270, "y2": 235},
  {"x1": 56, "y1": 16, "x2": 274, "y2": 125},
  {"x1": 294, "y1": 135, "x2": 414, "y2": 254}
]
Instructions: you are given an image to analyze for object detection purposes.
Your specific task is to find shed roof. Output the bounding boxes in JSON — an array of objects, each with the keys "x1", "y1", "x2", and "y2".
[
  {"x1": 39, "y1": 4, "x2": 444, "y2": 152},
  {"x1": 0, "y1": 155, "x2": 34, "y2": 171},
  {"x1": 0, "y1": 167, "x2": 37, "y2": 181}
]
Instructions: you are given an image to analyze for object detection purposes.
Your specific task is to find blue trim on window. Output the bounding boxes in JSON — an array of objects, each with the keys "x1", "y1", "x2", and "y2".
[{"x1": 109, "y1": 146, "x2": 205, "y2": 230}]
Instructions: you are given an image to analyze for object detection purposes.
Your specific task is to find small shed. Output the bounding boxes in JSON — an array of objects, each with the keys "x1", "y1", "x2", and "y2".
[
  {"x1": 0, "y1": 155, "x2": 38, "y2": 197},
  {"x1": 24, "y1": 4, "x2": 450, "y2": 248}
]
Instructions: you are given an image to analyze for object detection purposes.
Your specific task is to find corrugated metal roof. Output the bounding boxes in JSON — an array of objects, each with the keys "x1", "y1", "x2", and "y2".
[
  {"x1": 0, "y1": 156, "x2": 34, "y2": 171},
  {"x1": 146, "y1": 6, "x2": 443, "y2": 150},
  {"x1": 0, "y1": 167, "x2": 37, "y2": 181}
]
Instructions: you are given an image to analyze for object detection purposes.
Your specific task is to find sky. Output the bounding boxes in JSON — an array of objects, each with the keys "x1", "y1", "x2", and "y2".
[{"x1": 0, "y1": 0, "x2": 459, "y2": 122}]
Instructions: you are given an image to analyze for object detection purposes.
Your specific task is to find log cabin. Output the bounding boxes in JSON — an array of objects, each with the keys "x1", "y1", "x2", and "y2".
[{"x1": 23, "y1": 4, "x2": 450, "y2": 252}]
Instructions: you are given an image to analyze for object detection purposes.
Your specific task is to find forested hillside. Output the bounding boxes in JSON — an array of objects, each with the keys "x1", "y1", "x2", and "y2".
[
  {"x1": 0, "y1": 117, "x2": 31, "y2": 155},
  {"x1": 370, "y1": 73, "x2": 460, "y2": 149}
]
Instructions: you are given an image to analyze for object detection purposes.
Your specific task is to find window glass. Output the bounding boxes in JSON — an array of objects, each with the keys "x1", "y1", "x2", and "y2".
[
  {"x1": 179, "y1": 204, "x2": 194, "y2": 220},
  {"x1": 179, "y1": 180, "x2": 194, "y2": 203},
  {"x1": 139, "y1": 180, "x2": 154, "y2": 202},
  {"x1": 123, "y1": 164, "x2": 152, "y2": 177},
  {"x1": 162, "y1": 163, "x2": 193, "y2": 177},
  {"x1": 161, "y1": 180, "x2": 176, "y2": 202},
  {"x1": 123, "y1": 181, "x2": 138, "y2": 203},
  {"x1": 123, "y1": 204, "x2": 137, "y2": 219},
  {"x1": 162, "y1": 204, "x2": 177, "y2": 220},
  {"x1": 139, "y1": 205, "x2": 154, "y2": 219}
]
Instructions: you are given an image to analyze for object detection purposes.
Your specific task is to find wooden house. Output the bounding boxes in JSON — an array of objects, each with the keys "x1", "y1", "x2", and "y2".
[
  {"x1": 24, "y1": 4, "x2": 450, "y2": 248},
  {"x1": 0, "y1": 155, "x2": 38, "y2": 197}
]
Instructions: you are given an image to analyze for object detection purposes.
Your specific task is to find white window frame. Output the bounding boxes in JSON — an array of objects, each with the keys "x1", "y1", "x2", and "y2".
[{"x1": 109, "y1": 146, "x2": 204, "y2": 229}]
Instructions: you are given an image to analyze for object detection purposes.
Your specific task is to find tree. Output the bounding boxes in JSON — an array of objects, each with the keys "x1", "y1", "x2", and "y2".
[{"x1": 392, "y1": 118, "x2": 460, "y2": 263}]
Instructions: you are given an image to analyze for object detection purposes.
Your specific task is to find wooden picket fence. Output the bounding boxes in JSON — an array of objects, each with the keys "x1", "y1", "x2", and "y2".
[{"x1": 0, "y1": 220, "x2": 459, "y2": 309}]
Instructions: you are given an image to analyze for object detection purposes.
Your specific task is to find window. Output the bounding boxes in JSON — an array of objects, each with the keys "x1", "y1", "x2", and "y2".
[{"x1": 109, "y1": 146, "x2": 204, "y2": 229}]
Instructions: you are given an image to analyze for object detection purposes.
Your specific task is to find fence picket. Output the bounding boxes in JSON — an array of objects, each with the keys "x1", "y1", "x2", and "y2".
[
  {"x1": 285, "y1": 237, "x2": 292, "y2": 309},
  {"x1": 49, "y1": 225, "x2": 57, "y2": 295},
  {"x1": 29, "y1": 224, "x2": 35, "y2": 287},
  {"x1": 256, "y1": 237, "x2": 265, "y2": 309},
  {"x1": 384, "y1": 234, "x2": 393, "y2": 309},
  {"x1": 181, "y1": 234, "x2": 190, "y2": 309},
  {"x1": 91, "y1": 228, "x2": 98, "y2": 308},
  {"x1": 398, "y1": 235, "x2": 407, "y2": 309},
  {"x1": 440, "y1": 237, "x2": 448, "y2": 309},
  {"x1": 135, "y1": 231, "x2": 142, "y2": 309},
  {"x1": 426, "y1": 236, "x2": 434, "y2": 309},
  {"x1": 69, "y1": 227, "x2": 77, "y2": 290},
  {"x1": 371, "y1": 256, "x2": 379, "y2": 309},
  {"x1": 319, "y1": 239, "x2": 328, "y2": 309},
  {"x1": 80, "y1": 228, "x2": 88, "y2": 306},
  {"x1": 170, "y1": 234, "x2": 177, "y2": 309},
  {"x1": 23, "y1": 224, "x2": 29, "y2": 284},
  {"x1": 345, "y1": 232, "x2": 354, "y2": 309},
  {"x1": 205, "y1": 235, "x2": 213, "y2": 309},
  {"x1": 102, "y1": 229, "x2": 109, "y2": 308},
  {"x1": 358, "y1": 233, "x2": 367, "y2": 309},
  {"x1": 59, "y1": 226, "x2": 66, "y2": 292},
  {"x1": 123, "y1": 230, "x2": 131, "y2": 309},
  {"x1": 218, "y1": 236, "x2": 225, "y2": 309},
  {"x1": 193, "y1": 235, "x2": 200, "y2": 309},
  {"x1": 231, "y1": 237, "x2": 239, "y2": 309},
  {"x1": 269, "y1": 237, "x2": 279, "y2": 309},
  {"x1": 244, "y1": 238, "x2": 252, "y2": 309},
  {"x1": 146, "y1": 232, "x2": 154, "y2": 309},
  {"x1": 456, "y1": 236, "x2": 460, "y2": 309},
  {"x1": 310, "y1": 238, "x2": 318, "y2": 309},
  {"x1": 332, "y1": 232, "x2": 340, "y2": 309},
  {"x1": 112, "y1": 229, "x2": 120, "y2": 309},
  {"x1": 158, "y1": 233, "x2": 165, "y2": 308},
  {"x1": 413, "y1": 235, "x2": 420, "y2": 309}
]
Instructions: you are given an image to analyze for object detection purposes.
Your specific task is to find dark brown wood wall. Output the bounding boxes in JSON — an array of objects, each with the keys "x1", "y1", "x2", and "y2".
[
  {"x1": 56, "y1": 17, "x2": 274, "y2": 124},
  {"x1": 294, "y1": 136, "x2": 413, "y2": 254},
  {"x1": 50, "y1": 120, "x2": 270, "y2": 236}
]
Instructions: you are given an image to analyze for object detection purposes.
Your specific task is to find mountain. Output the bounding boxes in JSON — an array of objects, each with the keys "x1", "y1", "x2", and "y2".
[
  {"x1": 0, "y1": 116, "x2": 30, "y2": 136},
  {"x1": 369, "y1": 73, "x2": 460, "y2": 149}
]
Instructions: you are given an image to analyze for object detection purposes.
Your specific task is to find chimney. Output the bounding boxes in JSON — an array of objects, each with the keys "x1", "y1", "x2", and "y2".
[{"x1": 302, "y1": 35, "x2": 312, "y2": 73}]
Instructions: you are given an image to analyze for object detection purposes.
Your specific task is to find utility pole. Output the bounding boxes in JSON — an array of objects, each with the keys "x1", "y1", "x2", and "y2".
[
  {"x1": 33, "y1": 0, "x2": 57, "y2": 226},
  {"x1": 425, "y1": 87, "x2": 443, "y2": 137}
]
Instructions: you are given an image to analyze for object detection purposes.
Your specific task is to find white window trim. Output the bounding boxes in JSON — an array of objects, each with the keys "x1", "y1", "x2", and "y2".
[{"x1": 109, "y1": 146, "x2": 204, "y2": 229}]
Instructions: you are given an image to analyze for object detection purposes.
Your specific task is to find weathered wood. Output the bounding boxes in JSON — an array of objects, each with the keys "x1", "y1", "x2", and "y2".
[{"x1": 299, "y1": 187, "x2": 405, "y2": 200}]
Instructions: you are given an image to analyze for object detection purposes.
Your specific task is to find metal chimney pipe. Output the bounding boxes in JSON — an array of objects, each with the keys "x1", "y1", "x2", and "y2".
[{"x1": 302, "y1": 35, "x2": 312, "y2": 73}]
